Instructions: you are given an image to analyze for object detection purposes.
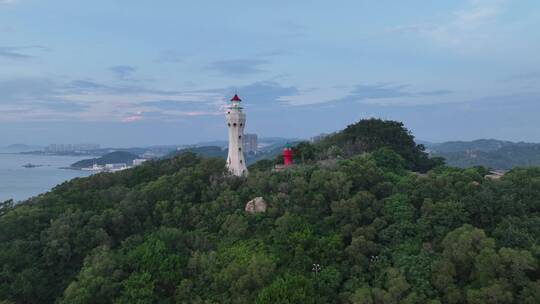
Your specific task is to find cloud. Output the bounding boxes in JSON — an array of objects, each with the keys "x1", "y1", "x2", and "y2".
[
  {"x1": 109, "y1": 65, "x2": 136, "y2": 80},
  {"x1": 0, "y1": 46, "x2": 32, "y2": 60},
  {"x1": 0, "y1": 45, "x2": 47, "y2": 60},
  {"x1": 65, "y1": 79, "x2": 111, "y2": 91},
  {"x1": 383, "y1": 0, "x2": 509, "y2": 49},
  {"x1": 37, "y1": 100, "x2": 90, "y2": 112},
  {"x1": 64, "y1": 79, "x2": 179, "y2": 95},
  {"x1": 192, "y1": 81, "x2": 300, "y2": 112},
  {"x1": 119, "y1": 107, "x2": 222, "y2": 123},
  {"x1": 502, "y1": 71, "x2": 540, "y2": 82},
  {"x1": 0, "y1": 78, "x2": 90, "y2": 120},
  {"x1": 0, "y1": 0, "x2": 17, "y2": 4},
  {"x1": 346, "y1": 84, "x2": 412, "y2": 100},
  {"x1": 256, "y1": 49, "x2": 289, "y2": 57},
  {"x1": 137, "y1": 99, "x2": 221, "y2": 115},
  {"x1": 226, "y1": 81, "x2": 299, "y2": 105},
  {"x1": 0, "y1": 77, "x2": 229, "y2": 122},
  {"x1": 279, "y1": 84, "x2": 454, "y2": 106},
  {"x1": 123, "y1": 81, "x2": 301, "y2": 122},
  {"x1": 0, "y1": 76, "x2": 450, "y2": 124},
  {"x1": 208, "y1": 59, "x2": 270, "y2": 76},
  {"x1": 454, "y1": 0, "x2": 507, "y2": 27},
  {"x1": 122, "y1": 113, "x2": 144, "y2": 123},
  {"x1": 156, "y1": 49, "x2": 186, "y2": 63},
  {"x1": 418, "y1": 90, "x2": 453, "y2": 96},
  {"x1": 0, "y1": 26, "x2": 14, "y2": 32},
  {"x1": 138, "y1": 100, "x2": 196, "y2": 111},
  {"x1": 427, "y1": 0, "x2": 508, "y2": 46},
  {"x1": 0, "y1": 78, "x2": 55, "y2": 100}
]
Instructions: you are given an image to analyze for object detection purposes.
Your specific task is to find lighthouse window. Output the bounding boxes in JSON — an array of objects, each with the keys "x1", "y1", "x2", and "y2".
[
  {"x1": 240, "y1": 160, "x2": 243, "y2": 164},
  {"x1": 228, "y1": 123, "x2": 231, "y2": 127},
  {"x1": 239, "y1": 147, "x2": 242, "y2": 151},
  {"x1": 240, "y1": 123, "x2": 243, "y2": 127},
  {"x1": 238, "y1": 135, "x2": 242, "y2": 139},
  {"x1": 233, "y1": 123, "x2": 237, "y2": 127}
]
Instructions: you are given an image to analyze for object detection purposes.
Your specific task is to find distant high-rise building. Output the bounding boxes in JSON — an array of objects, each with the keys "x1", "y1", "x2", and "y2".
[
  {"x1": 45, "y1": 143, "x2": 100, "y2": 152},
  {"x1": 311, "y1": 133, "x2": 329, "y2": 143},
  {"x1": 226, "y1": 94, "x2": 248, "y2": 176},
  {"x1": 243, "y1": 133, "x2": 258, "y2": 154}
]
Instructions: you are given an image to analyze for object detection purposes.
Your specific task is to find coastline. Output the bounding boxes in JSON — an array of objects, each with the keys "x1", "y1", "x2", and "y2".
[{"x1": 0, "y1": 154, "x2": 92, "y2": 202}]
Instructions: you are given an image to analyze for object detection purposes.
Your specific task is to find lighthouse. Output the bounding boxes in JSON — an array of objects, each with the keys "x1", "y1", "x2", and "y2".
[
  {"x1": 226, "y1": 94, "x2": 248, "y2": 176},
  {"x1": 283, "y1": 146, "x2": 293, "y2": 167}
]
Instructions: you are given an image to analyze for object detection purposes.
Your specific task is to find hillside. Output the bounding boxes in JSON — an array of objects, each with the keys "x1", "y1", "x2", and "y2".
[
  {"x1": 0, "y1": 119, "x2": 539, "y2": 304},
  {"x1": 428, "y1": 139, "x2": 518, "y2": 153},
  {"x1": 173, "y1": 146, "x2": 227, "y2": 159},
  {"x1": 292, "y1": 119, "x2": 444, "y2": 172},
  {"x1": 172, "y1": 142, "x2": 295, "y2": 166},
  {"x1": 0, "y1": 144, "x2": 42, "y2": 152},
  {"x1": 71, "y1": 151, "x2": 139, "y2": 168},
  {"x1": 429, "y1": 139, "x2": 540, "y2": 170}
]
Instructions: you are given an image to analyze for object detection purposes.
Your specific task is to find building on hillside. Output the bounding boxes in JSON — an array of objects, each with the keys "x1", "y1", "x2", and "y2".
[
  {"x1": 226, "y1": 94, "x2": 248, "y2": 176},
  {"x1": 45, "y1": 143, "x2": 100, "y2": 152},
  {"x1": 132, "y1": 159, "x2": 148, "y2": 166},
  {"x1": 485, "y1": 170, "x2": 507, "y2": 180},
  {"x1": 311, "y1": 133, "x2": 329, "y2": 143},
  {"x1": 243, "y1": 133, "x2": 258, "y2": 154},
  {"x1": 274, "y1": 146, "x2": 295, "y2": 171},
  {"x1": 283, "y1": 146, "x2": 293, "y2": 166}
]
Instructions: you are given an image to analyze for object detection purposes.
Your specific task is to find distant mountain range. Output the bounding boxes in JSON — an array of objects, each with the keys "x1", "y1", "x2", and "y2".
[
  {"x1": 191, "y1": 137, "x2": 299, "y2": 149},
  {"x1": 0, "y1": 144, "x2": 43, "y2": 152},
  {"x1": 65, "y1": 137, "x2": 299, "y2": 169},
  {"x1": 9, "y1": 138, "x2": 538, "y2": 170},
  {"x1": 172, "y1": 140, "x2": 301, "y2": 166},
  {"x1": 426, "y1": 139, "x2": 540, "y2": 170}
]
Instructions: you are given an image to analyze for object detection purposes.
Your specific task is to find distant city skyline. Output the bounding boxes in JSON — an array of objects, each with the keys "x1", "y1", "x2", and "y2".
[{"x1": 1, "y1": 0, "x2": 540, "y2": 146}]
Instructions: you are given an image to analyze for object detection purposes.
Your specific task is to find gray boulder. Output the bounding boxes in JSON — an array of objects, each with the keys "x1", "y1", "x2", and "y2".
[{"x1": 245, "y1": 197, "x2": 267, "y2": 214}]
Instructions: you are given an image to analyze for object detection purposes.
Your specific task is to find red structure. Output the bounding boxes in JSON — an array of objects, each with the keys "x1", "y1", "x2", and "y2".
[
  {"x1": 231, "y1": 94, "x2": 242, "y2": 102},
  {"x1": 283, "y1": 146, "x2": 293, "y2": 167}
]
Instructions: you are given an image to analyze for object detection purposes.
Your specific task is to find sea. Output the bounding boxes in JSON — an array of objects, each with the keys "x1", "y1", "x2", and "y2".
[{"x1": 0, "y1": 153, "x2": 92, "y2": 202}]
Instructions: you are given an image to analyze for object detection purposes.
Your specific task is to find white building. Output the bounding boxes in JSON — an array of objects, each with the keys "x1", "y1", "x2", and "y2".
[
  {"x1": 243, "y1": 133, "x2": 258, "y2": 154},
  {"x1": 226, "y1": 94, "x2": 248, "y2": 176},
  {"x1": 133, "y1": 159, "x2": 147, "y2": 166}
]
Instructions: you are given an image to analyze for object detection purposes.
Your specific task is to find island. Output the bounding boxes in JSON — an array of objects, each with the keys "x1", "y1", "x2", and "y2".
[{"x1": 68, "y1": 151, "x2": 146, "y2": 172}]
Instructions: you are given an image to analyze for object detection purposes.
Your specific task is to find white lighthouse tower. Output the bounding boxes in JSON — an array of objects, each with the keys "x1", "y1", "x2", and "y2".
[{"x1": 226, "y1": 93, "x2": 248, "y2": 176}]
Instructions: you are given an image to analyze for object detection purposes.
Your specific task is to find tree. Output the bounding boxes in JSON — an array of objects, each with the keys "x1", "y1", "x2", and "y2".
[
  {"x1": 1, "y1": 122, "x2": 539, "y2": 304},
  {"x1": 318, "y1": 119, "x2": 438, "y2": 172},
  {"x1": 115, "y1": 272, "x2": 156, "y2": 304},
  {"x1": 256, "y1": 274, "x2": 316, "y2": 304},
  {"x1": 350, "y1": 287, "x2": 373, "y2": 304}
]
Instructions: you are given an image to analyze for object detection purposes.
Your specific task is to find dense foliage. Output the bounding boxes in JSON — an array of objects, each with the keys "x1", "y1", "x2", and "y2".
[
  {"x1": 1, "y1": 120, "x2": 539, "y2": 304},
  {"x1": 172, "y1": 142, "x2": 296, "y2": 166},
  {"x1": 431, "y1": 144, "x2": 540, "y2": 170},
  {"x1": 292, "y1": 119, "x2": 444, "y2": 172},
  {"x1": 428, "y1": 139, "x2": 522, "y2": 154}
]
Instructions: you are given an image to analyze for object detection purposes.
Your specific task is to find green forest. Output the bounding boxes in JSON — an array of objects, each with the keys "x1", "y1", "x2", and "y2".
[
  {"x1": 427, "y1": 139, "x2": 540, "y2": 170},
  {"x1": 0, "y1": 119, "x2": 538, "y2": 303}
]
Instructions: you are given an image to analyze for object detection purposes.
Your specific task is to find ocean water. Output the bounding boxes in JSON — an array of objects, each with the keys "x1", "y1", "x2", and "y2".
[{"x1": 0, "y1": 153, "x2": 92, "y2": 202}]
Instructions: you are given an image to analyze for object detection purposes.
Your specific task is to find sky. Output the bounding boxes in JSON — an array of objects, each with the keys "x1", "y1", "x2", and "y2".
[{"x1": 1, "y1": 0, "x2": 539, "y2": 147}]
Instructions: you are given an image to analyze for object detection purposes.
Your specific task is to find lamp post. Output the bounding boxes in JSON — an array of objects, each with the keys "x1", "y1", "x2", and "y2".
[{"x1": 312, "y1": 263, "x2": 321, "y2": 275}]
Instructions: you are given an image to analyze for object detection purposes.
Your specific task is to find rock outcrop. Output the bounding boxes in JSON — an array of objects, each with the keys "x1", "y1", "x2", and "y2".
[{"x1": 245, "y1": 197, "x2": 267, "y2": 214}]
